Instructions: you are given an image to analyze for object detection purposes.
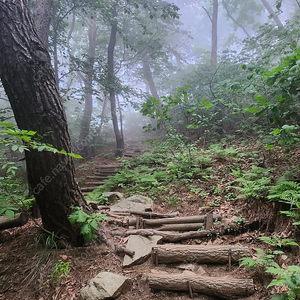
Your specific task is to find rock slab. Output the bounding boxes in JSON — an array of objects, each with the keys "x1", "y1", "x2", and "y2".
[
  {"x1": 80, "y1": 272, "x2": 132, "y2": 300},
  {"x1": 110, "y1": 194, "x2": 153, "y2": 212},
  {"x1": 123, "y1": 235, "x2": 162, "y2": 267}
]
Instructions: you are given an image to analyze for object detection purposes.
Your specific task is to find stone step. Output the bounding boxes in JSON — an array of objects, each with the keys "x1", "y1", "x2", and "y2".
[
  {"x1": 81, "y1": 186, "x2": 101, "y2": 192},
  {"x1": 96, "y1": 164, "x2": 124, "y2": 169},
  {"x1": 85, "y1": 181, "x2": 105, "y2": 186},
  {"x1": 87, "y1": 175, "x2": 108, "y2": 180},
  {"x1": 93, "y1": 172, "x2": 115, "y2": 177},
  {"x1": 94, "y1": 170, "x2": 119, "y2": 175}
]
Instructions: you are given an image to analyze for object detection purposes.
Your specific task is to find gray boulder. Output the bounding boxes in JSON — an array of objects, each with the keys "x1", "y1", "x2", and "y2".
[
  {"x1": 110, "y1": 194, "x2": 153, "y2": 212},
  {"x1": 80, "y1": 272, "x2": 132, "y2": 300}
]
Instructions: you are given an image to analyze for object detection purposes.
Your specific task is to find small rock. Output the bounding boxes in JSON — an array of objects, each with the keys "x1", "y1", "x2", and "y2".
[
  {"x1": 123, "y1": 235, "x2": 162, "y2": 267},
  {"x1": 195, "y1": 266, "x2": 206, "y2": 275},
  {"x1": 281, "y1": 255, "x2": 288, "y2": 261},
  {"x1": 103, "y1": 192, "x2": 125, "y2": 203},
  {"x1": 80, "y1": 272, "x2": 132, "y2": 300},
  {"x1": 110, "y1": 195, "x2": 153, "y2": 212},
  {"x1": 177, "y1": 263, "x2": 196, "y2": 271}
]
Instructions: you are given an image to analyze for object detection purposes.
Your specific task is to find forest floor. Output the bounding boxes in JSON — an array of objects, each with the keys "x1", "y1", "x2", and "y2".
[{"x1": 1, "y1": 136, "x2": 300, "y2": 300}]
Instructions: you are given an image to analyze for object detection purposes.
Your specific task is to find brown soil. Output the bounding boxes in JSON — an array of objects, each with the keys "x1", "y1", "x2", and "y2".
[{"x1": 1, "y1": 141, "x2": 300, "y2": 300}]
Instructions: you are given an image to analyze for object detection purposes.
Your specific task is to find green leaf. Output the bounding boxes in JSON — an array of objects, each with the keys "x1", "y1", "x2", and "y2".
[
  {"x1": 89, "y1": 219, "x2": 99, "y2": 230},
  {"x1": 248, "y1": 107, "x2": 261, "y2": 114},
  {"x1": 5, "y1": 209, "x2": 15, "y2": 219},
  {"x1": 200, "y1": 97, "x2": 213, "y2": 109},
  {"x1": 68, "y1": 153, "x2": 83, "y2": 159},
  {"x1": 267, "y1": 278, "x2": 286, "y2": 288},
  {"x1": 37, "y1": 146, "x2": 45, "y2": 152},
  {"x1": 11, "y1": 145, "x2": 18, "y2": 152},
  {"x1": 76, "y1": 210, "x2": 88, "y2": 223},
  {"x1": 271, "y1": 128, "x2": 281, "y2": 135}
]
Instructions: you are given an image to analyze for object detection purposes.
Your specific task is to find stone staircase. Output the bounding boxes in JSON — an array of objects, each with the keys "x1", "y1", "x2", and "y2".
[{"x1": 81, "y1": 164, "x2": 123, "y2": 197}]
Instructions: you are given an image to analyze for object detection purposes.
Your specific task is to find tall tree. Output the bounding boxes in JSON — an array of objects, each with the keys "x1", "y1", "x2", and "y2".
[
  {"x1": 203, "y1": 0, "x2": 218, "y2": 67},
  {"x1": 260, "y1": 0, "x2": 283, "y2": 27},
  {"x1": 79, "y1": 16, "x2": 97, "y2": 156},
  {"x1": 211, "y1": 0, "x2": 218, "y2": 67},
  {"x1": 0, "y1": 0, "x2": 88, "y2": 246},
  {"x1": 107, "y1": 3, "x2": 124, "y2": 157}
]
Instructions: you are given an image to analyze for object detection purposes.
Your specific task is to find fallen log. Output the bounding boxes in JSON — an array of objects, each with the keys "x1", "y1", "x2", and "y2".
[
  {"x1": 125, "y1": 229, "x2": 215, "y2": 242},
  {"x1": 0, "y1": 212, "x2": 28, "y2": 230},
  {"x1": 144, "y1": 272, "x2": 254, "y2": 299},
  {"x1": 152, "y1": 244, "x2": 251, "y2": 264},
  {"x1": 128, "y1": 214, "x2": 221, "y2": 227},
  {"x1": 157, "y1": 223, "x2": 204, "y2": 231}
]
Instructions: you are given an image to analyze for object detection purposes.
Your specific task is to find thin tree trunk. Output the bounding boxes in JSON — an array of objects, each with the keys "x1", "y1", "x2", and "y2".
[
  {"x1": 142, "y1": 53, "x2": 160, "y2": 100},
  {"x1": 260, "y1": 0, "x2": 284, "y2": 27},
  {"x1": 33, "y1": 0, "x2": 53, "y2": 47},
  {"x1": 107, "y1": 4, "x2": 124, "y2": 157},
  {"x1": 142, "y1": 52, "x2": 162, "y2": 132},
  {"x1": 211, "y1": 0, "x2": 218, "y2": 67},
  {"x1": 0, "y1": 0, "x2": 88, "y2": 246},
  {"x1": 222, "y1": 0, "x2": 251, "y2": 38},
  {"x1": 99, "y1": 92, "x2": 108, "y2": 136},
  {"x1": 79, "y1": 16, "x2": 97, "y2": 157}
]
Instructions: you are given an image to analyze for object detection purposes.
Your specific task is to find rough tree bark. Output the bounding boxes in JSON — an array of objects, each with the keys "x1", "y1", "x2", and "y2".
[
  {"x1": 107, "y1": 3, "x2": 124, "y2": 157},
  {"x1": 260, "y1": 0, "x2": 283, "y2": 27},
  {"x1": 79, "y1": 16, "x2": 97, "y2": 157},
  {"x1": 33, "y1": 0, "x2": 53, "y2": 47},
  {"x1": 0, "y1": 0, "x2": 88, "y2": 246}
]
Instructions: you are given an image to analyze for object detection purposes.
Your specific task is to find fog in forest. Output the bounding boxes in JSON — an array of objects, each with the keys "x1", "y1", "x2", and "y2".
[{"x1": 0, "y1": 0, "x2": 299, "y2": 156}]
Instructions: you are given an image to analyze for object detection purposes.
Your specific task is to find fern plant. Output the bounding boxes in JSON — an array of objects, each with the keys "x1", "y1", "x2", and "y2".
[
  {"x1": 239, "y1": 248, "x2": 282, "y2": 270},
  {"x1": 268, "y1": 181, "x2": 300, "y2": 225},
  {"x1": 232, "y1": 166, "x2": 273, "y2": 200},
  {"x1": 259, "y1": 235, "x2": 299, "y2": 248},
  {"x1": 266, "y1": 265, "x2": 300, "y2": 300}
]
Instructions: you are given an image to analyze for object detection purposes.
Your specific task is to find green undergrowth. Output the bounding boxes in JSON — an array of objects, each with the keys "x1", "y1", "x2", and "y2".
[{"x1": 87, "y1": 135, "x2": 300, "y2": 232}]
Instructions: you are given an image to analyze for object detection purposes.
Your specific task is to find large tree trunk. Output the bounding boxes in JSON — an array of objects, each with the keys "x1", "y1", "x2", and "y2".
[
  {"x1": 0, "y1": 0, "x2": 88, "y2": 246},
  {"x1": 260, "y1": 0, "x2": 283, "y2": 28},
  {"x1": 107, "y1": 4, "x2": 124, "y2": 157},
  {"x1": 79, "y1": 16, "x2": 97, "y2": 157},
  {"x1": 211, "y1": 0, "x2": 218, "y2": 67},
  {"x1": 33, "y1": 0, "x2": 53, "y2": 47}
]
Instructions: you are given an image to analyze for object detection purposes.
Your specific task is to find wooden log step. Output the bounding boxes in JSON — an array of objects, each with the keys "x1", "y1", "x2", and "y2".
[
  {"x1": 94, "y1": 170, "x2": 117, "y2": 176},
  {"x1": 96, "y1": 164, "x2": 123, "y2": 169},
  {"x1": 152, "y1": 244, "x2": 251, "y2": 264},
  {"x1": 157, "y1": 223, "x2": 204, "y2": 231},
  {"x1": 128, "y1": 214, "x2": 221, "y2": 227},
  {"x1": 80, "y1": 186, "x2": 101, "y2": 192},
  {"x1": 125, "y1": 229, "x2": 215, "y2": 242},
  {"x1": 85, "y1": 181, "x2": 105, "y2": 186},
  {"x1": 144, "y1": 272, "x2": 254, "y2": 298},
  {"x1": 0, "y1": 212, "x2": 28, "y2": 230},
  {"x1": 93, "y1": 172, "x2": 116, "y2": 176},
  {"x1": 87, "y1": 176, "x2": 108, "y2": 180}
]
